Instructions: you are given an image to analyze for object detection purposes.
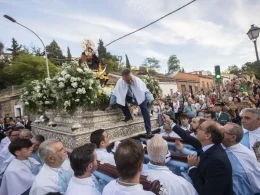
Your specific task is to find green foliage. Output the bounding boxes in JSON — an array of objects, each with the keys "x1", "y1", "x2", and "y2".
[
  {"x1": 167, "y1": 54, "x2": 180, "y2": 74},
  {"x1": 125, "y1": 54, "x2": 131, "y2": 69},
  {"x1": 98, "y1": 39, "x2": 107, "y2": 59},
  {"x1": 0, "y1": 42, "x2": 4, "y2": 54},
  {"x1": 1, "y1": 54, "x2": 59, "y2": 86},
  {"x1": 225, "y1": 65, "x2": 241, "y2": 74},
  {"x1": 6, "y1": 38, "x2": 22, "y2": 58},
  {"x1": 179, "y1": 67, "x2": 185, "y2": 73},
  {"x1": 141, "y1": 75, "x2": 162, "y2": 99},
  {"x1": 31, "y1": 46, "x2": 43, "y2": 56},
  {"x1": 242, "y1": 62, "x2": 260, "y2": 78},
  {"x1": 46, "y1": 40, "x2": 65, "y2": 66},
  {"x1": 142, "y1": 57, "x2": 160, "y2": 71},
  {"x1": 67, "y1": 47, "x2": 72, "y2": 62}
]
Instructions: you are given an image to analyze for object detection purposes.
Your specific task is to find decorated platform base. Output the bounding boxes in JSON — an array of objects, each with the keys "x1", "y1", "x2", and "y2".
[{"x1": 32, "y1": 109, "x2": 158, "y2": 149}]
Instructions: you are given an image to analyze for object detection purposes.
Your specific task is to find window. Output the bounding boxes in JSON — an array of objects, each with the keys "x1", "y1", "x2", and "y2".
[
  {"x1": 202, "y1": 81, "x2": 205, "y2": 89},
  {"x1": 181, "y1": 85, "x2": 186, "y2": 94},
  {"x1": 207, "y1": 82, "x2": 209, "y2": 89},
  {"x1": 195, "y1": 86, "x2": 198, "y2": 92}
]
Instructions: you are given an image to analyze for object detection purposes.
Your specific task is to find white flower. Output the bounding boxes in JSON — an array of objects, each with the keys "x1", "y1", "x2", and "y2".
[
  {"x1": 45, "y1": 101, "x2": 50, "y2": 104},
  {"x1": 24, "y1": 91, "x2": 29, "y2": 95},
  {"x1": 76, "y1": 68, "x2": 83, "y2": 73},
  {"x1": 64, "y1": 101, "x2": 71, "y2": 108},
  {"x1": 103, "y1": 87, "x2": 112, "y2": 97},
  {"x1": 76, "y1": 88, "x2": 86, "y2": 94},
  {"x1": 71, "y1": 82, "x2": 78, "y2": 88},
  {"x1": 77, "y1": 77, "x2": 81, "y2": 81},
  {"x1": 61, "y1": 70, "x2": 67, "y2": 76},
  {"x1": 25, "y1": 102, "x2": 29, "y2": 105},
  {"x1": 91, "y1": 101, "x2": 94, "y2": 104},
  {"x1": 70, "y1": 77, "x2": 77, "y2": 82},
  {"x1": 75, "y1": 99, "x2": 80, "y2": 102},
  {"x1": 89, "y1": 86, "x2": 93, "y2": 89},
  {"x1": 59, "y1": 82, "x2": 65, "y2": 88},
  {"x1": 58, "y1": 77, "x2": 65, "y2": 82},
  {"x1": 89, "y1": 79, "x2": 93, "y2": 85},
  {"x1": 65, "y1": 74, "x2": 71, "y2": 80}
]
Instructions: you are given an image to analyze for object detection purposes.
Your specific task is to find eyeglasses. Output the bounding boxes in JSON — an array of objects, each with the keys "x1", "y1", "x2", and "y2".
[{"x1": 224, "y1": 132, "x2": 234, "y2": 136}]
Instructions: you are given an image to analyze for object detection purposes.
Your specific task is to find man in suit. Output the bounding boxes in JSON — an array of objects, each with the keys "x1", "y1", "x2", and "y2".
[
  {"x1": 163, "y1": 114, "x2": 233, "y2": 195},
  {"x1": 0, "y1": 117, "x2": 6, "y2": 142},
  {"x1": 21, "y1": 115, "x2": 32, "y2": 131},
  {"x1": 215, "y1": 102, "x2": 231, "y2": 126}
]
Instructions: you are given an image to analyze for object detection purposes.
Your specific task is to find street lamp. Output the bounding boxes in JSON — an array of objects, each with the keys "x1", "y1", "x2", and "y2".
[
  {"x1": 247, "y1": 24, "x2": 260, "y2": 74},
  {"x1": 4, "y1": 15, "x2": 50, "y2": 78}
]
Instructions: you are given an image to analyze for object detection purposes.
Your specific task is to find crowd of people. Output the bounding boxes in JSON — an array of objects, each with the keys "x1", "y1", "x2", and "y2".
[{"x1": 0, "y1": 74, "x2": 260, "y2": 195}]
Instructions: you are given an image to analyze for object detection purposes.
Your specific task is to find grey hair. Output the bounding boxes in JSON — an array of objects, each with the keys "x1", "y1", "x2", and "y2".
[
  {"x1": 147, "y1": 136, "x2": 168, "y2": 163},
  {"x1": 226, "y1": 122, "x2": 244, "y2": 143},
  {"x1": 39, "y1": 139, "x2": 60, "y2": 164},
  {"x1": 241, "y1": 108, "x2": 260, "y2": 118},
  {"x1": 20, "y1": 129, "x2": 32, "y2": 136}
]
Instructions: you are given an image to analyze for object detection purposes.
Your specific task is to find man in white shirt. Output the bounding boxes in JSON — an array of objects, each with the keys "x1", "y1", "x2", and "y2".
[
  {"x1": 0, "y1": 129, "x2": 20, "y2": 166},
  {"x1": 222, "y1": 122, "x2": 260, "y2": 195},
  {"x1": 195, "y1": 99, "x2": 207, "y2": 118},
  {"x1": 30, "y1": 139, "x2": 72, "y2": 195},
  {"x1": 90, "y1": 129, "x2": 115, "y2": 165},
  {"x1": 0, "y1": 138, "x2": 41, "y2": 195},
  {"x1": 103, "y1": 139, "x2": 155, "y2": 195},
  {"x1": 240, "y1": 108, "x2": 260, "y2": 152},
  {"x1": 65, "y1": 143, "x2": 102, "y2": 195},
  {"x1": 143, "y1": 135, "x2": 198, "y2": 195}
]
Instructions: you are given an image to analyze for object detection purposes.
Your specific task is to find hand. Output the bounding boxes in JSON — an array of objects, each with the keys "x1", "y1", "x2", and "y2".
[
  {"x1": 105, "y1": 106, "x2": 112, "y2": 112},
  {"x1": 187, "y1": 155, "x2": 200, "y2": 167},
  {"x1": 162, "y1": 114, "x2": 172, "y2": 124},
  {"x1": 175, "y1": 140, "x2": 184, "y2": 151}
]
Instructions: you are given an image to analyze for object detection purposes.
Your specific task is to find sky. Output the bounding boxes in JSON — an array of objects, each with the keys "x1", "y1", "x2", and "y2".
[{"x1": 0, "y1": 0, "x2": 260, "y2": 74}]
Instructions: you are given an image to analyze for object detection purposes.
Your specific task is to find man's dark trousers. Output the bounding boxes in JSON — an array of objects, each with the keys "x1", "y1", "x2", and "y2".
[{"x1": 119, "y1": 96, "x2": 151, "y2": 134}]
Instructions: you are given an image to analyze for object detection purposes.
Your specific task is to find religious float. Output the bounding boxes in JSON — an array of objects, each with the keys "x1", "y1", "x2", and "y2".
[{"x1": 20, "y1": 39, "x2": 161, "y2": 149}]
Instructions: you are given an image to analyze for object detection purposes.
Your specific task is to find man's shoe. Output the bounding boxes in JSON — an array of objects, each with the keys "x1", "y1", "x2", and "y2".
[
  {"x1": 121, "y1": 117, "x2": 133, "y2": 122},
  {"x1": 145, "y1": 132, "x2": 154, "y2": 138}
]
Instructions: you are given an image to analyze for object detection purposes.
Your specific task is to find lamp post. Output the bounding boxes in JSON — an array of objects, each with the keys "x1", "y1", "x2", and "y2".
[
  {"x1": 4, "y1": 15, "x2": 50, "y2": 78},
  {"x1": 247, "y1": 24, "x2": 260, "y2": 75}
]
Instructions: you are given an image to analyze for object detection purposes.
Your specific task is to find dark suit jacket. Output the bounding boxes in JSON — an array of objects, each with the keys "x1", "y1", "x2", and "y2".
[
  {"x1": 173, "y1": 125, "x2": 233, "y2": 195},
  {"x1": 21, "y1": 120, "x2": 32, "y2": 131}
]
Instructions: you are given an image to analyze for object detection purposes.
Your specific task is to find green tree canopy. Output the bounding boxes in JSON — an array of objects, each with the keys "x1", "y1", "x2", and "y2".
[
  {"x1": 142, "y1": 57, "x2": 160, "y2": 71},
  {"x1": 46, "y1": 40, "x2": 65, "y2": 66},
  {"x1": 167, "y1": 54, "x2": 180, "y2": 74},
  {"x1": 7, "y1": 38, "x2": 22, "y2": 58},
  {"x1": 241, "y1": 61, "x2": 259, "y2": 78},
  {"x1": 0, "y1": 42, "x2": 4, "y2": 54},
  {"x1": 225, "y1": 65, "x2": 241, "y2": 74},
  {"x1": 0, "y1": 54, "x2": 59, "y2": 88},
  {"x1": 125, "y1": 54, "x2": 131, "y2": 69},
  {"x1": 98, "y1": 39, "x2": 107, "y2": 59},
  {"x1": 67, "y1": 47, "x2": 72, "y2": 62}
]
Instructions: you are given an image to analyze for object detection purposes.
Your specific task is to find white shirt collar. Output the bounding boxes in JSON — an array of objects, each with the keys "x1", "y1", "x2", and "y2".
[
  {"x1": 202, "y1": 144, "x2": 214, "y2": 152},
  {"x1": 243, "y1": 126, "x2": 260, "y2": 134}
]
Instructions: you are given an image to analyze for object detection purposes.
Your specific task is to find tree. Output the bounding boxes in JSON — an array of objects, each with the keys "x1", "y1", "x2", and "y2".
[
  {"x1": 142, "y1": 57, "x2": 160, "y2": 71},
  {"x1": 67, "y1": 47, "x2": 72, "y2": 62},
  {"x1": 180, "y1": 67, "x2": 185, "y2": 73},
  {"x1": 31, "y1": 46, "x2": 43, "y2": 56},
  {"x1": 125, "y1": 54, "x2": 131, "y2": 69},
  {"x1": 0, "y1": 53, "x2": 59, "y2": 88},
  {"x1": 167, "y1": 54, "x2": 180, "y2": 74},
  {"x1": 46, "y1": 40, "x2": 65, "y2": 66},
  {"x1": 98, "y1": 39, "x2": 107, "y2": 59},
  {"x1": 242, "y1": 61, "x2": 259, "y2": 78},
  {"x1": 7, "y1": 38, "x2": 22, "y2": 58},
  {"x1": 0, "y1": 42, "x2": 4, "y2": 54},
  {"x1": 226, "y1": 65, "x2": 241, "y2": 74}
]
